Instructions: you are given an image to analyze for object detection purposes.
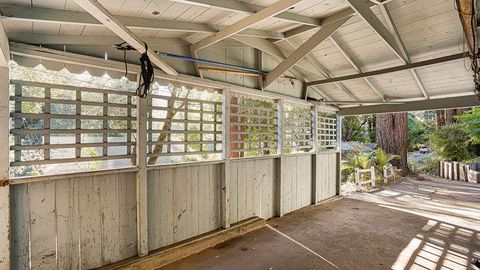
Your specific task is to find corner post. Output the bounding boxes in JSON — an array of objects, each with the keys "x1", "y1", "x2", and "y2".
[
  {"x1": 221, "y1": 89, "x2": 231, "y2": 228},
  {"x1": 0, "y1": 20, "x2": 10, "y2": 270},
  {"x1": 136, "y1": 90, "x2": 149, "y2": 256}
]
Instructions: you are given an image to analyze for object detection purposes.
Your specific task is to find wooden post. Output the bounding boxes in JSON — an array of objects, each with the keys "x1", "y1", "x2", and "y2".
[
  {"x1": 136, "y1": 94, "x2": 149, "y2": 256},
  {"x1": 311, "y1": 105, "x2": 319, "y2": 204},
  {"x1": 0, "y1": 20, "x2": 10, "y2": 269},
  {"x1": 355, "y1": 168, "x2": 360, "y2": 191},
  {"x1": 275, "y1": 99, "x2": 285, "y2": 217},
  {"x1": 371, "y1": 166, "x2": 375, "y2": 187},
  {"x1": 383, "y1": 165, "x2": 388, "y2": 184},
  {"x1": 336, "y1": 114, "x2": 342, "y2": 195},
  {"x1": 221, "y1": 89, "x2": 231, "y2": 228}
]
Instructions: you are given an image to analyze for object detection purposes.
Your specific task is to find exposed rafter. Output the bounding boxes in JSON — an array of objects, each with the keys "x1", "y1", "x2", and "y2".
[
  {"x1": 190, "y1": 0, "x2": 301, "y2": 52},
  {"x1": 306, "y1": 53, "x2": 467, "y2": 86},
  {"x1": 0, "y1": 4, "x2": 284, "y2": 40},
  {"x1": 230, "y1": 36, "x2": 333, "y2": 100},
  {"x1": 175, "y1": 0, "x2": 321, "y2": 26},
  {"x1": 72, "y1": 0, "x2": 177, "y2": 75},
  {"x1": 231, "y1": 35, "x2": 333, "y2": 78},
  {"x1": 284, "y1": 39, "x2": 359, "y2": 101},
  {"x1": 379, "y1": 4, "x2": 429, "y2": 99},
  {"x1": 329, "y1": 35, "x2": 386, "y2": 101},
  {"x1": 345, "y1": 0, "x2": 405, "y2": 61},
  {"x1": 264, "y1": 15, "x2": 351, "y2": 88}
]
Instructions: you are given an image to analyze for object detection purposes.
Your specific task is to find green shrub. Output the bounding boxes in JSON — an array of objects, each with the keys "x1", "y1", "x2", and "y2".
[{"x1": 429, "y1": 124, "x2": 474, "y2": 162}]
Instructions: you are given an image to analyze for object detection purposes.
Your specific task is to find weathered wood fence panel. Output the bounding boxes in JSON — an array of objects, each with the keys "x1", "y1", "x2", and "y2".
[
  {"x1": 10, "y1": 171, "x2": 137, "y2": 270},
  {"x1": 315, "y1": 152, "x2": 338, "y2": 202},
  {"x1": 147, "y1": 163, "x2": 221, "y2": 251},
  {"x1": 281, "y1": 154, "x2": 313, "y2": 214},
  {"x1": 229, "y1": 158, "x2": 276, "y2": 224}
]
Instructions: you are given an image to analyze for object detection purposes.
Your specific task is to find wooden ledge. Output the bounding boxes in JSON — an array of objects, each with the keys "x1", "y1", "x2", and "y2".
[{"x1": 99, "y1": 217, "x2": 266, "y2": 270}]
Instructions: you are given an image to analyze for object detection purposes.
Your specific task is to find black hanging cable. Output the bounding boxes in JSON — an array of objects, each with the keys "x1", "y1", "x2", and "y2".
[
  {"x1": 114, "y1": 42, "x2": 135, "y2": 78},
  {"x1": 136, "y1": 42, "x2": 154, "y2": 98}
]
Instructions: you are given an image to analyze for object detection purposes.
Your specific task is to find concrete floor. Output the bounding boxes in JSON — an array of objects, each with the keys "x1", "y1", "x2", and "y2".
[{"x1": 160, "y1": 177, "x2": 480, "y2": 270}]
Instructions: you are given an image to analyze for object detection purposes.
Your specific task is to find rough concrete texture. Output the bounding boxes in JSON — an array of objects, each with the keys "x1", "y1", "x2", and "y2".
[{"x1": 160, "y1": 177, "x2": 480, "y2": 270}]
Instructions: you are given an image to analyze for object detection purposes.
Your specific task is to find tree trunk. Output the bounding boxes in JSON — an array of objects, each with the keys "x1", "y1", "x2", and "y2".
[
  {"x1": 376, "y1": 113, "x2": 409, "y2": 175},
  {"x1": 436, "y1": 108, "x2": 467, "y2": 128},
  {"x1": 436, "y1": 110, "x2": 446, "y2": 128}
]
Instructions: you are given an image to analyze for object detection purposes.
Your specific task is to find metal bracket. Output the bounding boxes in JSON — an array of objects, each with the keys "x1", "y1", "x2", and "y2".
[{"x1": 0, "y1": 179, "x2": 9, "y2": 187}]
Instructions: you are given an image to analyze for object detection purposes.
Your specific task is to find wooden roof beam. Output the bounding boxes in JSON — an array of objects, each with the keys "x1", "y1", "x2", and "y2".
[
  {"x1": 72, "y1": 0, "x2": 177, "y2": 75},
  {"x1": 329, "y1": 35, "x2": 385, "y2": 101},
  {"x1": 190, "y1": 0, "x2": 301, "y2": 52},
  {"x1": 264, "y1": 15, "x2": 351, "y2": 88},
  {"x1": 379, "y1": 4, "x2": 429, "y2": 99},
  {"x1": 0, "y1": 4, "x2": 284, "y2": 40},
  {"x1": 0, "y1": 20, "x2": 9, "y2": 67},
  {"x1": 345, "y1": 0, "x2": 405, "y2": 61},
  {"x1": 176, "y1": 0, "x2": 321, "y2": 26},
  {"x1": 306, "y1": 53, "x2": 467, "y2": 86}
]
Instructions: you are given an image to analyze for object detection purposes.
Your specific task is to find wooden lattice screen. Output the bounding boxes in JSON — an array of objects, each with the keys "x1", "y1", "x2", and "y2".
[{"x1": 229, "y1": 93, "x2": 278, "y2": 158}]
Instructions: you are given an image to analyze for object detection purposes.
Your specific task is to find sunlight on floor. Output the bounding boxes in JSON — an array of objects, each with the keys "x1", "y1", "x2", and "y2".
[{"x1": 391, "y1": 220, "x2": 476, "y2": 270}]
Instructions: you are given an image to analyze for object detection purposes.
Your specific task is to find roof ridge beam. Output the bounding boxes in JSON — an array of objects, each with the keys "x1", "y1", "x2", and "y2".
[
  {"x1": 0, "y1": 4, "x2": 284, "y2": 40},
  {"x1": 176, "y1": 0, "x2": 321, "y2": 26},
  {"x1": 190, "y1": 0, "x2": 301, "y2": 52},
  {"x1": 264, "y1": 15, "x2": 351, "y2": 88},
  {"x1": 71, "y1": 0, "x2": 177, "y2": 74}
]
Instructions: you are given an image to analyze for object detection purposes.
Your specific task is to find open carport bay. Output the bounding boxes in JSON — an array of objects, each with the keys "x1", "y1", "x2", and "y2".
[{"x1": 161, "y1": 177, "x2": 480, "y2": 270}]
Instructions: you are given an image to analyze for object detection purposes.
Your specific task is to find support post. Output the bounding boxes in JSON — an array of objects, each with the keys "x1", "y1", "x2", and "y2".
[
  {"x1": 336, "y1": 115, "x2": 342, "y2": 195},
  {"x1": 311, "y1": 105, "x2": 319, "y2": 204},
  {"x1": 221, "y1": 89, "x2": 231, "y2": 229},
  {"x1": 136, "y1": 95, "x2": 148, "y2": 256},
  {"x1": 355, "y1": 168, "x2": 360, "y2": 191},
  {"x1": 0, "y1": 20, "x2": 10, "y2": 270},
  {"x1": 371, "y1": 166, "x2": 375, "y2": 187},
  {"x1": 275, "y1": 99, "x2": 285, "y2": 217}
]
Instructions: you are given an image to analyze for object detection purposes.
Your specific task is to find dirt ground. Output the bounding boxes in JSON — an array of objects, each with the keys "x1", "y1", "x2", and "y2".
[{"x1": 159, "y1": 177, "x2": 480, "y2": 270}]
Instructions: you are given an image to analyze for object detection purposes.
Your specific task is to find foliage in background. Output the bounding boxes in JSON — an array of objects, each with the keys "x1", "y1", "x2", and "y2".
[
  {"x1": 341, "y1": 147, "x2": 397, "y2": 184},
  {"x1": 456, "y1": 107, "x2": 480, "y2": 144},
  {"x1": 341, "y1": 115, "x2": 375, "y2": 143},
  {"x1": 407, "y1": 111, "x2": 435, "y2": 151},
  {"x1": 429, "y1": 124, "x2": 474, "y2": 162}
]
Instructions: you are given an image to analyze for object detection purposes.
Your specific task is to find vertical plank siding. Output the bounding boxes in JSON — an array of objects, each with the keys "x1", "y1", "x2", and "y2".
[
  {"x1": 10, "y1": 172, "x2": 137, "y2": 270},
  {"x1": 229, "y1": 158, "x2": 276, "y2": 224},
  {"x1": 147, "y1": 163, "x2": 222, "y2": 252},
  {"x1": 281, "y1": 155, "x2": 313, "y2": 214},
  {"x1": 316, "y1": 152, "x2": 338, "y2": 202},
  {"x1": 10, "y1": 153, "x2": 338, "y2": 268}
]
